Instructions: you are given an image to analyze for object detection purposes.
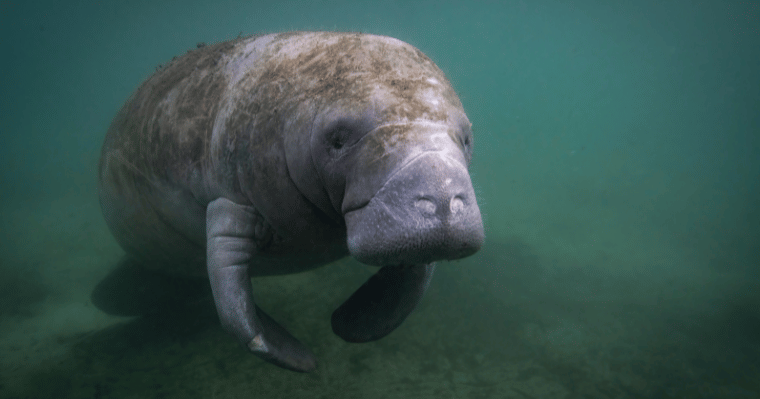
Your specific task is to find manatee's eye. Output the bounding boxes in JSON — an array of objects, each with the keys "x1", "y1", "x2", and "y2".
[
  {"x1": 459, "y1": 132, "x2": 472, "y2": 152},
  {"x1": 329, "y1": 133, "x2": 345, "y2": 149},
  {"x1": 326, "y1": 126, "x2": 351, "y2": 157},
  {"x1": 461, "y1": 131, "x2": 473, "y2": 164}
]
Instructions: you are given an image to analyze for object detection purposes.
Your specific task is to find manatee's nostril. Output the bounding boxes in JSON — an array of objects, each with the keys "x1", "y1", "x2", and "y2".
[
  {"x1": 450, "y1": 196, "x2": 464, "y2": 214},
  {"x1": 415, "y1": 198, "x2": 436, "y2": 215}
]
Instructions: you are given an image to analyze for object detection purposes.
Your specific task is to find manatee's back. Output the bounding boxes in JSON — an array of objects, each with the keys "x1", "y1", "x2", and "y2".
[{"x1": 98, "y1": 39, "x2": 244, "y2": 277}]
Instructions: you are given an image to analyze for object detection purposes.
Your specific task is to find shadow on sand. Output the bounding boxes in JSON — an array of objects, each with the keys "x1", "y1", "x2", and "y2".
[{"x1": 6, "y1": 236, "x2": 760, "y2": 398}]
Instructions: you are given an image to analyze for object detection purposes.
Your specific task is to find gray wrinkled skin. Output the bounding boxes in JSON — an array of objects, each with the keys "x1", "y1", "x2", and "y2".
[{"x1": 97, "y1": 32, "x2": 484, "y2": 372}]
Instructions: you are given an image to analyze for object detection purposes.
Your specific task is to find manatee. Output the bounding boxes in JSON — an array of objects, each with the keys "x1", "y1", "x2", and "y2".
[{"x1": 93, "y1": 32, "x2": 484, "y2": 372}]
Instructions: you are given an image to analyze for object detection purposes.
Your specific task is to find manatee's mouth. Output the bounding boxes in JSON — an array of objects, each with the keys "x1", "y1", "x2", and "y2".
[
  {"x1": 345, "y1": 200, "x2": 482, "y2": 266},
  {"x1": 341, "y1": 202, "x2": 369, "y2": 218},
  {"x1": 344, "y1": 152, "x2": 484, "y2": 267}
]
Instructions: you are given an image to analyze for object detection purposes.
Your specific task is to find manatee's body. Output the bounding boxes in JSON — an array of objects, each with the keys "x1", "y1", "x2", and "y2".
[{"x1": 95, "y1": 32, "x2": 483, "y2": 372}]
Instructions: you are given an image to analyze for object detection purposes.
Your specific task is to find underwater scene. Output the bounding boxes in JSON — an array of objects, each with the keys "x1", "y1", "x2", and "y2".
[{"x1": 1, "y1": 0, "x2": 758, "y2": 398}]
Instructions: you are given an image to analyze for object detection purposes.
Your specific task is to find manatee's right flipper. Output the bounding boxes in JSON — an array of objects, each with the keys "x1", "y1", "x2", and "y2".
[
  {"x1": 332, "y1": 263, "x2": 435, "y2": 342},
  {"x1": 91, "y1": 257, "x2": 210, "y2": 317},
  {"x1": 206, "y1": 198, "x2": 316, "y2": 372}
]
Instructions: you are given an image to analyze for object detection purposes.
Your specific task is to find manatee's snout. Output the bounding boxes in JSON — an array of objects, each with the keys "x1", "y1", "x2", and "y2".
[{"x1": 345, "y1": 152, "x2": 484, "y2": 266}]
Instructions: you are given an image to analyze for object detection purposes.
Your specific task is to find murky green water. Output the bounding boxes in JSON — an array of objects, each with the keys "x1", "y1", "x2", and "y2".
[{"x1": 1, "y1": 1, "x2": 758, "y2": 398}]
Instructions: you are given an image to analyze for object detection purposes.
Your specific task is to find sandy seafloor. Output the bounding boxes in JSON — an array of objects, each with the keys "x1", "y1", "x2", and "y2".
[
  {"x1": 1, "y1": 189, "x2": 757, "y2": 398},
  {"x1": 1, "y1": 1, "x2": 759, "y2": 398}
]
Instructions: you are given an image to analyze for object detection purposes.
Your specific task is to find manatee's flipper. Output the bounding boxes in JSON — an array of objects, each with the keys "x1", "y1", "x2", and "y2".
[
  {"x1": 91, "y1": 257, "x2": 210, "y2": 316},
  {"x1": 332, "y1": 263, "x2": 435, "y2": 343},
  {"x1": 206, "y1": 198, "x2": 316, "y2": 372}
]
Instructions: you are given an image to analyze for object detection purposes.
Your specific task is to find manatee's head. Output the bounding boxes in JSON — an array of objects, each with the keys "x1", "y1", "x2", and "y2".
[
  {"x1": 274, "y1": 33, "x2": 484, "y2": 265},
  {"x1": 340, "y1": 116, "x2": 484, "y2": 266}
]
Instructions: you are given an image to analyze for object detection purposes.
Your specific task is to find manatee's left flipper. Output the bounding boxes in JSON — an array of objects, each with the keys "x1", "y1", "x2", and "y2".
[
  {"x1": 206, "y1": 198, "x2": 316, "y2": 372},
  {"x1": 332, "y1": 263, "x2": 436, "y2": 343}
]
